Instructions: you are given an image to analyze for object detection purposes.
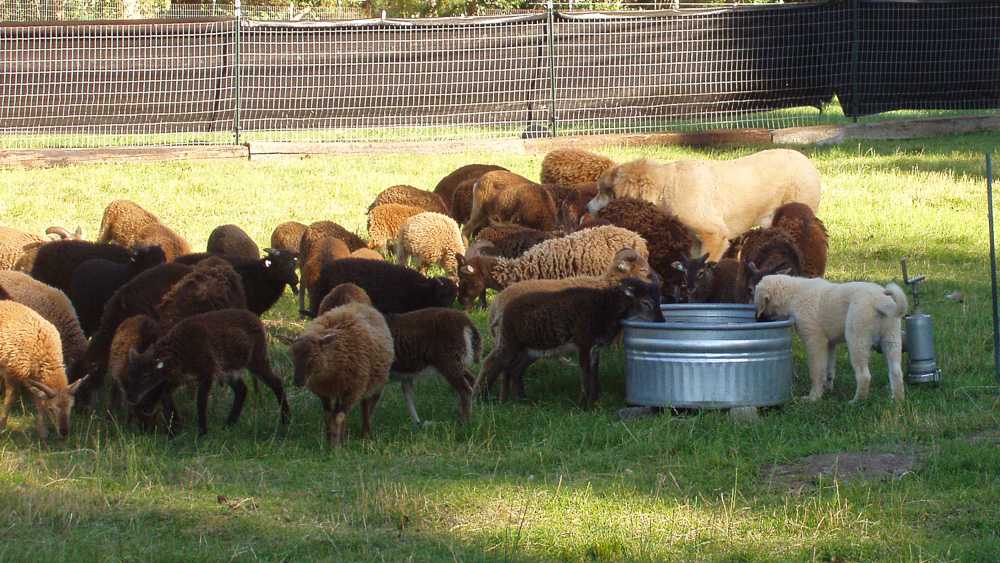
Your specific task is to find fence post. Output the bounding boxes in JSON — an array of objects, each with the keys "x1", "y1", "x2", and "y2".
[
  {"x1": 546, "y1": 0, "x2": 558, "y2": 136},
  {"x1": 233, "y1": 0, "x2": 242, "y2": 145}
]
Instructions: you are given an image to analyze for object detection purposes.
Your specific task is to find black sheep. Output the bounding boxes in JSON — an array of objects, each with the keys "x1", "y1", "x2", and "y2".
[
  {"x1": 29, "y1": 240, "x2": 132, "y2": 295},
  {"x1": 69, "y1": 245, "x2": 167, "y2": 336},
  {"x1": 175, "y1": 248, "x2": 298, "y2": 315},
  {"x1": 308, "y1": 258, "x2": 456, "y2": 317}
]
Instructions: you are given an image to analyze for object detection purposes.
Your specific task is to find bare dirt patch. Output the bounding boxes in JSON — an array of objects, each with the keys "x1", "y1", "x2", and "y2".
[{"x1": 763, "y1": 449, "x2": 926, "y2": 494}]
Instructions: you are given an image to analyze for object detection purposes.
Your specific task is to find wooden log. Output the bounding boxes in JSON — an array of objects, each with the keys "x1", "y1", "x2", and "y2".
[{"x1": 0, "y1": 145, "x2": 249, "y2": 169}]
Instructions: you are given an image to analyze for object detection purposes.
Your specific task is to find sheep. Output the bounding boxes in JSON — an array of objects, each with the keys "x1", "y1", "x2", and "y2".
[
  {"x1": 125, "y1": 309, "x2": 291, "y2": 436},
  {"x1": 433, "y1": 163, "x2": 507, "y2": 219},
  {"x1": 96, "y1": 200, "x2": 160, "y2": 247},
  {"x1": 350, "y1": 248, "x2": 384, "y2": 261},
  {"x1": 476, "y1": 278, "x2": 664, "y2": 406},
  {"x1": 455, "y1": 225, "x2": 648, "y2": 309},
  {"x1": 207, "y1": 224, "x2": 260, "y2": 260},
  {"x1": 298, "y1": 235, "x2": 351, "y2": 316},
  {"x1": 72, "y1": 262, "x2": 195, "y2": 406},
  {"x1": 395, "y1": 212, "x2": 465, "y2": 279},
  {"x1": 317, "y1": 283, "x2": 373, "y2": 313},
  {"x1": 771, "y1": 202, "x2": 828, "y2": 278},
  {"x1": 155, "y1": 257, "x2": 247, "y2": 331},
  {"x1": 367, "y1": 185, "x2": 449, "y2": 215},
  {"x1": 716, "y1": 228, "x2": 804, "y2": 301},
  {"x1": 588, "y1": 149, "x2": 822, "y2": 259},
  {"x1": 450, "y1": 180, "x2": 477, "y2": 225},
  {"x1": 270, "y1": 221, "x2": 308, "y2": 255},
  {"x1": 754, "y1": 275, "x2": 908, "y2": 402},
  {"x1": 69, "y1": 245, "x2": 167, "y2": 336},
  {"x1": 301, "y1": 220, "x2": 366, "y2": 253},
  {"x1": 6, "y1": 227, "x2": 84, "y2": 273},
  {"x1": 540, "y1": 148, "x2": 615, "y2": 187},
  {"x1": 0, "y1": 271, "x2": 87, "y2": 373},
  {"x1": 308, "y1": 258, "x2": 457, "y2": 317},
  {"x1": 290, "y1": 301, "x2": 393, "y2": 447},
  {"x1": 594, "y1": 197, "x2": 697, "y2": 299},
  {"x1": 487, "y1": 248, "x2": 654, "y2": 338},
  {"x1": 0, "y1": 226, "x2": 45, "y2": 270},
  {"x1": 174, "y1": 249, "x2": 299, "y2": 316},
  {"x1": 107, "y1": 315, "x2": 161, "y2": 413},
  {"x1": 366, "y1": 203, "x2": 425, "y2": 254},
  {"x1": 670, "y1": 253, "x2": 712, "y2": 303},
  {"x1": 462, "y1": 171, "x2": 555, "y2": 238},
  {"x1": 25, "y1": 240, "x2": 132, "y2": 296},
  {"x1": 0, "y1": 301, "x2": 88, "y2": 439},
  {"x1": 134, "y1": 222, "x2": 191, "y2": 262},
  {"x1": 473, "y1": 225, "x2": 556, "y2": 259},
  {"x1": 550, "y1": 182, "x2": 599, "y2": 230}
]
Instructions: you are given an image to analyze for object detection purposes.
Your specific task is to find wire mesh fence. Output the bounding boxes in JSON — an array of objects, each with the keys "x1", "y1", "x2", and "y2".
[{"x1": 1, "y1": 0, "x2": 998, "y2": 149}]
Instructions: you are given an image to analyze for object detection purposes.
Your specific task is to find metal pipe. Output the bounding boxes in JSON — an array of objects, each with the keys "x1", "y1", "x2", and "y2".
[
  {"x1": 234, "y1": 0, "x2": 242, "y2": 145},
  {"x1": 987, "y1": 153, "x2": 999, "y2": 382}
]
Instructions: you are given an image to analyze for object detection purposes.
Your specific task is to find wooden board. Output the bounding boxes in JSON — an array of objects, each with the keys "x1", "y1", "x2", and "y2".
[
  {"x1": 772, "y1": 116, "x2": 1000, "y2": 145},
  {"x1": 0, "y1": 145, "x2": 249, "y2": 169}
]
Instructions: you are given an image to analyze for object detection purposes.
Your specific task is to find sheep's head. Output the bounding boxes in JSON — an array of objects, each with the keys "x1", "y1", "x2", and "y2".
[
  {"x1": 456, "y1": 254, "x2": 488, "y2": 310},
  {"x1": 24, "y1": 375, "x2": 88, "y2": 439},
  {"x1": 671, "y1": 253, "x2": 710, "y2": 303},
  {"x1": 290, "y1": 332, "x2": 335, "y2": 387},
  {"x1": 431, "y1": 276, "x2": 458, "y2": 308},
  {"x1": 605, "y1": 248, "x2": 654, "y2": 284},
  {"x1": 125, "y1": 347, "x2": 172, "y2": 415},
  {"x1": 130, "y1": 244, "x2": 167, "y2": 271},
  {"x1": 618, "y1": 278, "x2": 665, "y2": 323},
  {"x1": 262, "y1": 248, "x2": 299, "y2": 294}
]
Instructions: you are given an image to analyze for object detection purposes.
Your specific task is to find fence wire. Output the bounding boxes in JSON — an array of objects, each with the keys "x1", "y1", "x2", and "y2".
[{"x1": 1, "y1": 0, "x2": 998, "y2": 149}]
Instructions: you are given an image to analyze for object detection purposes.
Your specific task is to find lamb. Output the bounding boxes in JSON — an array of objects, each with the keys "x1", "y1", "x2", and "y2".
[
  {"x1": 317, "y1": 282, "x2": 373, "y2": 312},
  {"x1": 395, "y1": 212, "x2": 466, "y2": 279},
  {"x1": 155, "y1": 257, "x2": 247, "y2": 331},
  {"x1": 367, "y1": 185, "x2": 449, "y2": 215},
  {"x1": 290, "y1": 301, "x2": 393, "y2": 447},
  {"x1": 588, "y1": 149, "x2": 822, "y2": 260},
  {"x1": 487, "y1": 248, "x2": 653, "y2": 338},
  {"x1": 134, "y1": 222, "x2": 191, "y2": 262},
  {"x1": 301, "y1": 220, "x2": 366, "y2": 253},
  {"x1": 207, "y1": 224, "x2": 260, "y2": 260},
  {"x1": 25, "y1": 240, "x2": 132, "y2": 296},
  {"x1": 173, "y1": 249, "x2": 299, "y2": 315},
  {"x1": 540, "y1": 148, "x2": 616, "y2": 187},
  {"x1": 594, "y1": 197, "x2": 697, "y2": 298},
  {"x1": 366, "y1": 203, "x2": 424, "y2": 254},
  {"x1": 125, "y1": 309, "x2": 291, "y2": 436},
  {"x1": 462, "y1": 171, "x2": 555, "y2": 238},
  {"x1": 474, "y1": 225, "x2": 556, "y2": 259},
  {"x1": 771, "y1": 202, "x2": 828, "y2": 278},
  {"x1": 0, "y1": 271, "x2": 88, "y2": 373},
  {"x1": 433, "y1": 163, "x2": 507, "y2": 219},
  {"x1": 107, "y1": 315, "x2": 161, "y2": 413},
  {"x1": 308, "y1": 258, "x2": 457, "y2": 316},
  {"x1": 69, "y1": 245, "x2": 167, "y2": 336},
  {"x1": 298, "y1": 235, "x2": 350, "y2": 316},
  {"x1": 455, "y1": 225, "x2": 648, "y2": 309},
  {"x1": 0, "y1": 301, "x2": 88, "y2": 439},
  {"x1": 476, "y1": 278, "x2": 663, "y2": 406},
  {"x1": 754, "y1": 275, "x2": 908, "y2": 402},
  {"x1": 270, "y1": 221, "x2": 308, "y2": 255},
  {"x1": 549, "y1": 182, "x2": 599, "y2": 230},
  {"x1": 96, "y1": 200, "x2": 160, "y2": 247},
  {"x1": 450, "y1": 180, "x2": 477, "y2": 225}
]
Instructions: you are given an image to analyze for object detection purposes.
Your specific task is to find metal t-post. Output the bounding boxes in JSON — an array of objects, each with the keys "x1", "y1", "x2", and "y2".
[
  {"x1": 546, "y1": 0, "x2": 557, "y2": 136},
  {"x1": 234, "y1": 0, "x2": 242, "y2": 145},
  {"x1": 987, "y1": 153, "x2": 999, "y2": 382}
]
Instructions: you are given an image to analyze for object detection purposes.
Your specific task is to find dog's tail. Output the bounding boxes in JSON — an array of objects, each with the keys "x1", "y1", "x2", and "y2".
[{"x1": 876, "y1": 282, "x2": 908, "y2": 317}]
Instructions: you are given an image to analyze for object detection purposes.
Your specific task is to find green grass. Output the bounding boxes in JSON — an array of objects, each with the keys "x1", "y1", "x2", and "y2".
[{"x1": 1, "y1": 133, "x2": 999, "y2": 561}]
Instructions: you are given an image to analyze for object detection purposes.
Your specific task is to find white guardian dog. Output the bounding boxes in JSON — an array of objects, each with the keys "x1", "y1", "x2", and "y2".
[{"x1": 754, "y1": 275, "x2": 908, "y2": 402}]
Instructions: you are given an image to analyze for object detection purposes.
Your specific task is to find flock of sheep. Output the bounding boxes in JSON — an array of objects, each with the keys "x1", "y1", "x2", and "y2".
[{"x1": 0, "y1": 147, "x2": 908, "y2": 446}]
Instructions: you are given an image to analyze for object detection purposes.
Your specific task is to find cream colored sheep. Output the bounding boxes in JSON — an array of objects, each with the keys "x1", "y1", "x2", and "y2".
[
  {"x1": 754, "y1": 275, "x2": 907, "y2": 403},
  {"x1": 0, "y1": 301, "x2": 87, "y2": 439},
  {"x1": 588, "y1": 149, "x2": 821, "y2": 260},
  {"x1": 395, "y1": 212, "x2": 465, "y2": 279},
  {"x1": 366, "y1": 203, "x2": 425, "y2": 254},
  {"x1": 0, "y1": 271, "x2": 87, "y2": 372}
]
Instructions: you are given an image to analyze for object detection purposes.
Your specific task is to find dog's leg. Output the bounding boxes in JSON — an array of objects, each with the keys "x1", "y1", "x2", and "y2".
[
  {"x1": 847, "y1": 341, "x2": 873, "y2": 403},
  {"x1": 825, "y1": 342, "x2": 838, "y2": 392},
  {"x1": 882, "y1": 339, "x2": 905, "y2": 401},
  {"x1": 803, "y1": 335, "x2": 829, "y2": 401}
]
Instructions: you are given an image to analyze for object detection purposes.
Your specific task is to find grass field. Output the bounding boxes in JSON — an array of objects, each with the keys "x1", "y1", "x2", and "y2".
[{"x1": 0, "y1": 133, "x2": 998, "y2": 561}]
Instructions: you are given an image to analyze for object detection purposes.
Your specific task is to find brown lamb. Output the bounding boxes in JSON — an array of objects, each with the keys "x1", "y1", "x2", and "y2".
[
  {"x1": 96, "y1": 200, "x2": 161, "y2": 247},
  {"x1": 270, "y1": 221, "x2": 308, "y2": 255},
  {"x1": 366, "y1": 203, "x2": 424, "y2": 254},
  {"x1": 433, "y1": 164, "x2": 507, "y2": 220},
  {"x1": 367, "y1": 185, "x2": 449, "y2": 215},
  {"x1": 207, "y1": 224, "x2": 260, "y2": 260},
  {"x1": 155, "y1": 257, "x2": 248, "y2": 331},
  {"x1": 317, "y1": 282, "x2": 373, "y2": 313},
  {"x1": 540, "y1": 149, "x2": 616, "y2": 187},
  {"x1": 771, "y1": 201, "x2": 828, "y2": 278},
  {"x1": 463, "y1": 170, "x2": 554, "y2": 238},
  {"x1": 299, "y1": 235, "x2": 351, "y2": 316},
  {"x1": 300, "y1": 220, "x2": 366, "y2": 254},
  {"x1": 134, "y1": 222, "x2": 191, "y2": 262}
]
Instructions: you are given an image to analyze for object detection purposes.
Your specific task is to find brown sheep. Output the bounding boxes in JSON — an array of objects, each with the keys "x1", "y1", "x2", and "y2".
[
  {"x1": 317, "y1": 283, "x2": 373, "y2": 313},
  {"x1": 134, "y1": 222, "x2": 191, "y2": 262},
  {"x1": 207, "y1": 224, "x2": 260, "y2": 260},
  {"x1": 366, "y1": 203, "x2": 424, "y2": 254},
  {"x1": 350, "y1": 248, "x2": 384, "y2": 261},
  {"x1": 549, "y1": 182, "x2": 599, "y2": 230},
  {"x1": 595, "y1": 197, "x2": 697, "y2": 299},
  {"x1": 463, "y1": 171, "x2": 555, "y2": 239},
  {"x1": 270, "y1": 221, "x2": 308, "y2": 255},
  {"x1": 0, "y1": 271, "x2": 88, "y2": 373},
  {"x1": 540, "y1": 149, "x2": 615, "y2": 187},
  {"x1": 96, "y1": 200, "x2": 160, "y2": 247},
  {"x1": 476, "y1": 225, "x2": 557, "y2": 259},
  {"x1": 450, "y1": 180, "x2": 476, "y2": 225},
  {"x1": 125, "y1": 309, "x2": 290, "y2": 436},
  {"x1": 299, "y1": 235, "x2": 351, "y2": 316},
  {"x1": 771, "y1": 202, "x2": 828, "y2": 278},
  {"x1": 367, "y1": 185, "x2": 449, "y2": 215},
  {"x1": 155, "y1": 257, "x2": 248, "y2": 331},
  {"x1": 433, "y1": 164, "x2": 507, "y2": 219},
  {"x1": 107, "y1": 315, "x2": 161, "y2": 413},
  {"x1": 301, "y1": 220, "x2": 366, "y2": 254},
  {"x1": 291, "y1": 302, "x2": 394, "y2": 447}
]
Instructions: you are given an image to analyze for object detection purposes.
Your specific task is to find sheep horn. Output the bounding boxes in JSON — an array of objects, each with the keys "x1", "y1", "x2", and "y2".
[
  {"x1": 24, "y1": 379, "x2": 56, "y2": 399},
  {"x1": 66, "y1": 374, "x2": 91, "y2": 395},
  {"x1": 73, "y1": 226, "x2": 83, "y2": 239},
  {"x1": 45, "y1": 226, "x2": 73, "y2": 239}
]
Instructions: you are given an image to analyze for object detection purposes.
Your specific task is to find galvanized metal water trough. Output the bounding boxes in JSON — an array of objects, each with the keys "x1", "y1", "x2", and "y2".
[{"x1": 622, "y1": 304, "x2": 794, "y2": 409}]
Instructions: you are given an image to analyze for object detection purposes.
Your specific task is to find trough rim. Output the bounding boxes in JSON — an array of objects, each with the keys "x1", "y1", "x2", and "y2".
[{"x1": 622, "y1": 317, "x2": 793, "y2": 331}]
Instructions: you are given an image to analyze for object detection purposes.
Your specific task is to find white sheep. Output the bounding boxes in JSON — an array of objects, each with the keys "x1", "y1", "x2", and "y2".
[
  {"x1": 754, "y1": 275, "x2": 908, "y2": 402},
  {"x1": 395, "y1": 212, "x2": 466, "y2": 279}
]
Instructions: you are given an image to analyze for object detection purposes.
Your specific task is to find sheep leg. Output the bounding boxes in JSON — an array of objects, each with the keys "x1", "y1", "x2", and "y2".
[
  {"x1": 196, "y1": 378, "x2": 212, "y2": 436},
  {"x1": 589, "y1": 348, "x2": 602, "y2": 402},
  {"x1": 476, "y1": 350, "x2": 506, "y2": 401},
  {"x1": 320, "y1": 396, "x2": 336, "y2": 446},
  {"x1": 577, "y1": 345, "x2": 597, "y2": 409},
  {"x1": 503, "y1": 354, "x2": 534, "y2": 402},
  {"x1": 440, "y1": 363, "x2": 474, "y2": 424},
  {"x1": 250, "y1": 353, "x2": 291, "y2": 426},
  {"x1": 400, "y1": 379, "x2": 423, "y2": 426},
  {"x1": 29, "y1": 393, "x2": 49, "y2": 440},
  {"x1": 478, "y1": 291, "x2": 488, "y2": 310},
  {"x1": 0, "y1": 380, "x2": 17, "y2": 432},
  {"x1": 225, "y1": 377, "x2": 248, "y2": 427},
  {"x1": 360, "y1": 390, "x2": 383, "y2": 438},
  {"x1": 160, "y1": 391, "x2": 182, "y2": 436}
]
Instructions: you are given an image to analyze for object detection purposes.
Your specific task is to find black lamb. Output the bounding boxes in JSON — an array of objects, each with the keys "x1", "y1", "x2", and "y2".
[
  {"x1": 308, "y1": 258, "x2": 457, "y2": 316},
  {"x1": 29, "y1": 240, "x2": 132, "y2": 295},
  {"x1": 69, "y1": 245, "x2": 167, "y2": 336}
]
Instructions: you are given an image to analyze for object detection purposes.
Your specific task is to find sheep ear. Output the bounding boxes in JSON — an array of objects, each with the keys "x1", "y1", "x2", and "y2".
[
  {"x1": 24, "y1": 379, "x2": 56, "y2": 400},
  {"x1": 67, "y1": 374, "x2": 90, "y2": 395},
  {"x1": 455, "y1": 253, "x2": 465, "y2": 267},
  {"x1": 264, "y1": 259, "x2": 272, "y2": 268},
  {"x1": 671, "y1": 261, "x2": 686, "y2": 272}
]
